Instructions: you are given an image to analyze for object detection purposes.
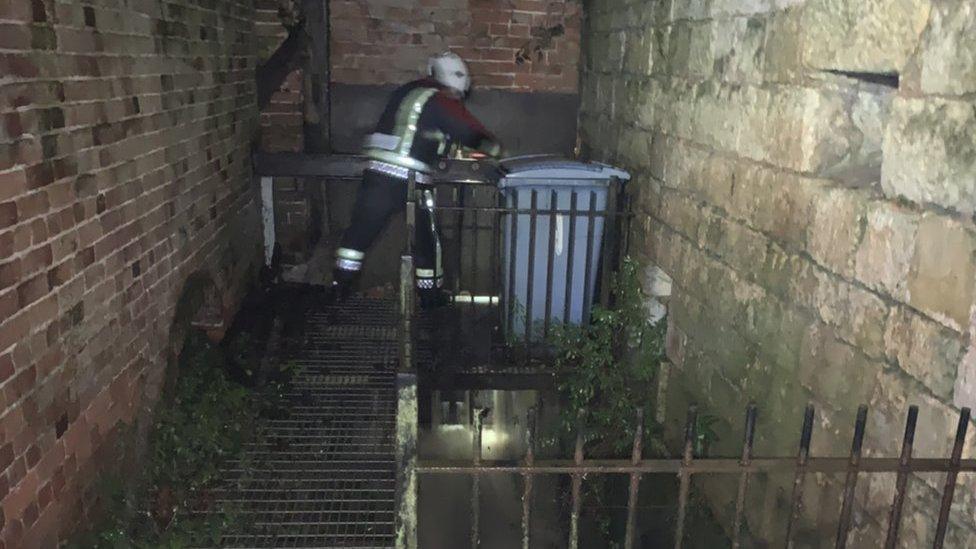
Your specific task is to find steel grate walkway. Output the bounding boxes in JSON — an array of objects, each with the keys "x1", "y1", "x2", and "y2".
[{"x1": 215, "y1": 296, "x2": 399, "y2": 548}]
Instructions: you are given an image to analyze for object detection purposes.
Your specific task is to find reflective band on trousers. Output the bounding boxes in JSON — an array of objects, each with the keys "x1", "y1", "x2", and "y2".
[
  {"x1": 416, "y1": 277, "x2": 442, "y2": 289},
  {"x1": 365, "y1": 160, "x2": 433, "y2": 184},
  {"x1": 336, "y1": 247, "x2": 365, "y2": 261},
  {"x1": 336, "y1": 258, "x2": 362, "y2": 272}
]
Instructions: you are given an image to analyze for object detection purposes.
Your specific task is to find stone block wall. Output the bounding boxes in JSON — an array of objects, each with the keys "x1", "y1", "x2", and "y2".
[
  {"x1": 331, "y1": 0, "x2": 581, "y2": 92},
  {"x1": 580, "y1": 0, "x2": 976, "y2": 545},
  {"x1": 0, "y1": 0, "x2": 261, "y2": 544}
]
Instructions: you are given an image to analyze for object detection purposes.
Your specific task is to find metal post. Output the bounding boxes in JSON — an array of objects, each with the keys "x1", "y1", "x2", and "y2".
[
  {"x1": 569, "y1": 417, "x2": 584, "y2": 549},
  {"x1": 563, "y1": 193, "x2": 578, "y2": 325},
  {"x1": 408, "y1": 170, "x2": 418, "y2": 250},
  {"x1": 470, "y1": 187, "x2": 480, "y2": 301},
  {"x1": 525, "y1": 191, "x2": 538, "y2": 344},
  {"x1": 581, "y1": 192, "x2": 597, "y2": 324},
  {"x1": 261, "y1": 176, "x2": 276, "y2": 266},
  {"x1": 933, "y1": 407, "x2": 971, "y2": 549},
  {"x1": 395, "y1": 253, "x2": 418, "y2": 549},
  {"x1": 507, "y1": 192, "x2": 518, "y2": 336},
  {"x1": 456, "y1": 185, "x2": 465, "y2": 293},
  {"x1": 835, "y1": 405, "x2": 868, "y2": 548},
  {"x1": 674, "y1": 405, "x2": 697, "y2": 549},
  {"x1": 522, "y1": 408, "x2": 536, "y2": 549},
  {"x1": 884, "y1": 405, "x2": 918, "y2": 549},
  {"x1": 599, "y1": 177, "x2": 619, "y2": 308},
  {"x1": 786, "y1": 405, "x2": 816, "y2": 549},
  {"x1": 624, "y1": 408, "x2": 644, "y2": 549},
  {"x1": 732, "y1": 403, "x2": 757, "y2": 549},
  {"x1": 543, "y1": 191, "x2": 558, "y2": 339},
  {"x1": 472, "y1": 408, "x2": 486, "y2": 549},
  {"x1": 395, "y1": 369, "x2": 418, "y2": 549}
]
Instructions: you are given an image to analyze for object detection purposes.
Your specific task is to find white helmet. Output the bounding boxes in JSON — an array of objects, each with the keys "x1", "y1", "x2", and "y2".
[{"x1": 428, "y1": 52, "x2": 471, "y2": 95}]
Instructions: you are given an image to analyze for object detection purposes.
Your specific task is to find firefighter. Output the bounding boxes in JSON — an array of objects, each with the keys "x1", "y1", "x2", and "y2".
[{"x1": 330, "y1": 52, "x2": 504, "y2": 309}]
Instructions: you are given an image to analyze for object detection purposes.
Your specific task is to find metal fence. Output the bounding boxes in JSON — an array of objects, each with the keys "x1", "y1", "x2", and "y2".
[
  {"x1": 250, "y1": 155, "x2": 976, "y2": 548},
  {"x1": 426, "y1": 176, "x2": 630, "y2": 346},
  {"x1": 401, "y1": 400, "x2": 974, "y2": 549},
  {"x1": 388, "y1": 168, "x2": 976, "y2": 549}
]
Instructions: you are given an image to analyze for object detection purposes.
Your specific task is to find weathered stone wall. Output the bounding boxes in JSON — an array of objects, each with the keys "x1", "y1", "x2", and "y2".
[
  {"x1": 0, "y1": 0, "x2": 261, "y2": 544},
  {"x1": 580, "y1": 0, "x2": 976, "y2": 545}
]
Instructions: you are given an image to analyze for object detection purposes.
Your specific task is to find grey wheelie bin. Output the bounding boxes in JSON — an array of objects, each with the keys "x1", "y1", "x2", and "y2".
[{"x1": 498, "y1": 156, "x2": 630, "y2": 342}]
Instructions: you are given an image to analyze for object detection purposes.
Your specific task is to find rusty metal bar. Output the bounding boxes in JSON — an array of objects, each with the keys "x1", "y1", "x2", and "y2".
[
  {"x1": 522, "y1": 408, "x2": 536, "y2": 549},
  {"x1": 581, "y1": 192, "x2": 597, "y2": 324},
  {"x1": 543, "y1": 191, "x2": 557, "y2": 339},
  {"x1": 619, "y1": 182, "x2": 633, "y2": 258},
  {"x1": 491, "y1": 197, "x2": 500, "y2": 305},
  {"x1": 406, "y1": 172, "x2": 416, "y2": 256},
  {"x1": 563, "y1": 193, "x2": 578, "y2": 325},
  {"x1": 836, "y1": 405, "x2": 868, "y2": 548},
  {"x1": 470, "y1": 189, "x2": 480, "y2": 301},
  {"x1": 525, "y1": 190, "x2": 538, "y2": 344},
  {"x1": 416, "y1": 456, "x2": 976, "y2": 475},
  {"x1": 599, "y1": 178, "x2": 619, "y2": 308},
  {"x1": 395, "y1": 234, "x2": 418, "y2": 549},
  {"x1": 732, "y1": 403, "x2": 757, "y2": 549},
  {"x1": 394, "y1": 367, "x2": 418, "y2": 549},
  {"x1": 507, "y1": 191, "x2": 518, "y2": 335},
  {"x1": 884, "y1": 405, "x2": 918, "y2": 549},
  {"x1": 786, "y1": 404, "x2": 815, "y2": 549},
  {"x1": 674, "y1": 405, "x2": 697, "y2": 549},
  {"x1": 471, "y1": 408, "x2": 485, "y2": 549},
  {"x1": 455, "y1": 186, "x2": 465, "y2": 293},
  {"x1": 430, "y1": 205, "x2": 629, "y2": 217},
  {"x1": 624, "y1": 408, "x2": 645, "y2": 549},
  {"x1": 933, "y1": 407, "x2": 970, "y2": 549},
  {"x1": 569, "y1": 419, "x2": 584, "y2": 549}
]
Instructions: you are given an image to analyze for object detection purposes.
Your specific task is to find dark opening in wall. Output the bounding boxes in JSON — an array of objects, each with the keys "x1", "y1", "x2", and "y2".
[{"x1": 823, "y1": 69, "x2": 900, "y2": 89}]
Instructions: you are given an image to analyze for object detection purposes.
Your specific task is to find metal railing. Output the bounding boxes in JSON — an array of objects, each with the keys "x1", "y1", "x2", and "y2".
[
  {"x1": 388, "y1": 169, "x2": 976, "y2": 548},
  {"x1": 426, "y1": 175, "x2": 631, "y2": 347},
  {"x1": 252, "y1": 157, "x2": 975, "y2": 548},
  {"x1": 410, "y1": 402, "x2": 974, "y2": 549}
]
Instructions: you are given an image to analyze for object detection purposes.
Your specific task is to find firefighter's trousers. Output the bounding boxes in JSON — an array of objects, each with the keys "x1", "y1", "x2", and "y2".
[{"x1": 334, "y1": 169, "x2": 443, "y2": 290}]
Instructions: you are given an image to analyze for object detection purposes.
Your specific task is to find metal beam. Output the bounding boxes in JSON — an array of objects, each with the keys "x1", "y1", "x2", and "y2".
[
  {"x1": 256, "y1": 24, "x2": 307, "y2": 111},
  {"x1": 302, "y1": 0, "x2": 330, "y2": 152},
  {"x1": 253, "y1": 153, "x2": 498, "y2": 184}
]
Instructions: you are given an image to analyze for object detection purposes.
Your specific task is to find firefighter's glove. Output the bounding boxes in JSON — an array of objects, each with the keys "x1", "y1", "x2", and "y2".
[{"x1": 478, "y1": 139, "x2": 504, "y2": 159}]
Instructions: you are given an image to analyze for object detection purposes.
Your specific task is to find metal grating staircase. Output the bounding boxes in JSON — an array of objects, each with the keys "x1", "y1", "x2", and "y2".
[{"x1": 215, "y1": 297, "x2": 399, "y2": 548}]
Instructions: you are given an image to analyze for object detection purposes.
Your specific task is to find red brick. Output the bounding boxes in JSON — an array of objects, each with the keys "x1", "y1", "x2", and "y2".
[
  {"x1": 470, "y1": 8, "x2": 511, "y2": 25},
  {"x1": 24, "y1": 446, "x2": 39, "y2": 470},
  {"x1": 21, "y1": 244, "x2": 52, "y2": 275},
  {"x1": 0, "y1": 444, "x2": 12, "y2": 473},
  {"x1": 15, "y1": 272, "x2": 47, "y2": 309},
  {"x1": 21, "y1": 502, "x2": 37, "y2": 528},
  {"x1": 0, "y1": 170, "x2": 28, "y2": 203},
  {"x1": 0, "y1": 290, "x2": 16, "y2": 322},
  {"x1": 0, "y1": 355, "x2": 13, "y2": 385}
]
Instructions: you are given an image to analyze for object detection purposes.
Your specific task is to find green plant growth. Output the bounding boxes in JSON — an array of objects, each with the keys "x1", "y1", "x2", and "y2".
[
  {"x1": 70, "y1": 330, "x2": 278, "y2": 548},
  {"x1": 550, "y1": 256, "x2": 666, "y2": 455},
  {"x1": 547, "y1": 257, "x2": 726, "y2": 545}
]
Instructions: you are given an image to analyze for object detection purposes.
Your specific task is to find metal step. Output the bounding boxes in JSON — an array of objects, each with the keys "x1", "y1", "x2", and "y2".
[{"x1": 212, "y1": 296, "x2": 398, "y2": 548}]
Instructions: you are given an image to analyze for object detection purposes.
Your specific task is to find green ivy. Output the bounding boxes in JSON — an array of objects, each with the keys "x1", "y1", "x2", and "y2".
[
  {"x1": 69, "y1": 330, "x2": 275, "y2": 548},
  {"x1": 550, "y1": 256, "x2": 666, "y2": 456}
]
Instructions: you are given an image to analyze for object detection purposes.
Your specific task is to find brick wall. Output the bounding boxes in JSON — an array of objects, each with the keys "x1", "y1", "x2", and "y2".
[
  {"x1": 0, "y1": 0, "x2": 261, "y2": 544},
  {"x1": 331, "y1": 0, "x2": 581, "y2": 92},
  {"x1": 581, "y1": 0, "x2": 976, "y2": 546}
]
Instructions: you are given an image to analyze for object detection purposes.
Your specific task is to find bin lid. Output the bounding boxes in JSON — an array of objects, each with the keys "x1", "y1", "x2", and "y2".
[{"x1": 498, "y1": 155, "x2": 630, "y2": 188}]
